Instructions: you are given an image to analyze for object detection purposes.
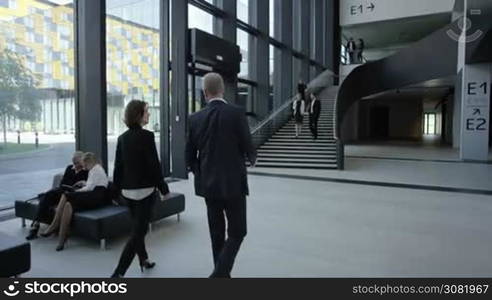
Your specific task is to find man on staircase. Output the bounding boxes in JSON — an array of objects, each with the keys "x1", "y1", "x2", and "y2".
[{"x1": 308, "y1": 93, "x2": 321, "y2": 140}]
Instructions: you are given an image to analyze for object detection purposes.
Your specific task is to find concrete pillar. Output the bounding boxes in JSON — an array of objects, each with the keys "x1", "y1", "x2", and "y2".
[{"x1": 250, "y1": 0, "x2": 270, "y2": 120}]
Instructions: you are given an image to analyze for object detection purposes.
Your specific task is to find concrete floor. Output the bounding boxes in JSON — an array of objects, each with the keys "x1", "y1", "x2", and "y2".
[
  {"x1": 2, "y1": 171, "x2": 492, "y2": 278},
  {"x1": 254, "y1": 156, "x2": 492, "y2": 191},
  {"x1": 346, "y1": 139, "x2": 492, "y2": 162}
]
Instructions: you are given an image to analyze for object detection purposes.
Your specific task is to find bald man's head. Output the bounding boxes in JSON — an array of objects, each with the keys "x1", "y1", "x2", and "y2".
[{"x1": 202, "y1": 72, "x2": 225, "y2": 101}]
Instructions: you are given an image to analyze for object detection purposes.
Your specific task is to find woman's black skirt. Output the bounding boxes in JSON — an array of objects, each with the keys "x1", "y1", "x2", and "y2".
[
  {"x1": 65, "y1": 186, "x2": 107, "y2": 212},
  {"x1": 294, "y1": 113, "x2": 304, "y2": 124}
]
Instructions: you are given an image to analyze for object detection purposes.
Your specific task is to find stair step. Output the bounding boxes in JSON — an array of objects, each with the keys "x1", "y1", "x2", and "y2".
[
  {"x1": 268, "y1": 138, "x2": 335, "y2": 143},
  {"x1": 257, "y1": 158, "x2": 338, "y2": 164},
  {"x1": 258, "y1": 154, "x2": 337, "y2": 159},
  {"x1": 274, "y1": 133, "x2": 334, "y2": 136},
  {"x1": 260, "y1": 147, "x2": 336, "y2": 152},
  {"x1": 270, "y1": 138, "x2": 335, "y2": 142},
  {"x1": 263, "y1": 142, "x2": 336, "y2": 146},
  {"x1": 283, "y1": 125, "x2": 334, "y2": 128},
  {"x1": 258, "y1": 149, "x2": 337, "y2": 156},
  {"x1": 254, "y1": 163, "x2": 338, "y2": 170}
]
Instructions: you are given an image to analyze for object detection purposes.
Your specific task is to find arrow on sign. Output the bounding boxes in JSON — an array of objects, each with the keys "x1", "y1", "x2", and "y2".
[
  {"x1": 473, "y1": 108, "x2": 481, "y2": 116},
  {"x1": 367, "y1": 3, "x2": 375, "y2": 11}
]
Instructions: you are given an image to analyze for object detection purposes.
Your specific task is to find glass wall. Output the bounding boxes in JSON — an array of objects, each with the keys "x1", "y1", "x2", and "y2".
[
  {"x1": 269, "y1": 0, "x2": 275, "y2": 37},
  {"x1": 237, "y1": 28, "x2": 249, "y2": 79},
  {"x1": 237, "y1": 0, "x2": 249, "y2": 24},
  {"x1": 188, "y1": 4, "x2": 214, "y2": 35},
  {"x1": 269, "y1": 45, "x2": 275, "y2": 111},
  {"x1": 0, "y1": 0, "x2": 75, "y2": 209},
  {"x1": 106, "y1": 0, "x2": 161, "y2": 173}
]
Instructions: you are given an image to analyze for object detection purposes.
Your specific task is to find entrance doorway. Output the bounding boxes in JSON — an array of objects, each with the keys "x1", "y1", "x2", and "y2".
[{"x1": 423, "y1": 113, "x2": 437, "y2": 135}]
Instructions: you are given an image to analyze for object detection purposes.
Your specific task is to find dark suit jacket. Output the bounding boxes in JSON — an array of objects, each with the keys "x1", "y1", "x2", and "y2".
[
  {"x1": 310, "y1": 99, "x2": 321, "y2": 120},
  {"x1": 113, "y1": 126, "x2": 169, "y2": 195},
  {"x1": 60, "y1": 165, "x2": 88, "y2": 187},
  {"x1": 186, "y1": 100, "x2": 256, "y2": 199}
]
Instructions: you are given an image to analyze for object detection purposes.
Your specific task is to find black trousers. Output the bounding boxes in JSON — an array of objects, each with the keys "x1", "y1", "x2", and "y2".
[
  {"x1": 34, "y1": 188, "x2": 64, "y2": 224},
  {"x1": 205, "y1": 196, "x2": 247, "y2": 278},
  {"x1": 114, "y1": 194, "x2": 154, "y2": 276},
  {"x1": 309, "y1": 115, "x2": 319, "y2": 139}
]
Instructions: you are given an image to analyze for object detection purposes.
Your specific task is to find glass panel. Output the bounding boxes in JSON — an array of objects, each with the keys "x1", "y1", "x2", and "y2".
[
  {"x1": 269, "y1": 45, "x2": 277, "y2": 112},
  {"x1": 429, "y1": 114, "x2": 436, "y2": 135},
  {"x1": 106, "y1": 0, "x2": 161, "y2": 174},
  {"x1": 0, "y1": 0, "x2": 75, "y2": 208},
  {"x1": 237, "y1": 0, "x2": 249, "y2": 24},
  {"x1": 188, "y1": 4, "x2": 214, "y2": 35},
  {"x1": 269, "y1": 0, "x2": 275, "y2": 37},
  {"x1": 238, "y1": 82, "x2": 255, "y2": 126},
  {"x1": 188, "y1": 74, "x2": 205, "y2": 114},
  {"x1": 237, "y1": 29, "x2": 249, "y2": 79}
]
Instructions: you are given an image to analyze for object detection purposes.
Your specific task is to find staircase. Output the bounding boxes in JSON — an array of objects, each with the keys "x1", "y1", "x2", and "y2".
[{"x1": 255, "y1": 86, "x2": 339, "y2": 170}]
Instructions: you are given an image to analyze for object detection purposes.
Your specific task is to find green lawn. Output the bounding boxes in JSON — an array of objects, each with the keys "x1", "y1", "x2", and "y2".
[{"x1": 0, "y1": 143, "x2": 49, "y2": 155}]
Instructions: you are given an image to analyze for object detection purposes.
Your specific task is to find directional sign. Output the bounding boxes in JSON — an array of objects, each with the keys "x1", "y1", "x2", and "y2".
[
  {"x1": 341, "y1": 0, "x2": 455, "y2": 26},
  {"x1": 460, "y1": 63, "x2": 490, "y2": 161},
  {"x1": 350, "y1": 3, "x2": 376, "y2": 16}
]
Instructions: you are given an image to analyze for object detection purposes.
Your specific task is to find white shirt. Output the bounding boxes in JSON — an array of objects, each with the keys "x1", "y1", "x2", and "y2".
[
  {"x1": 122, "y1": 188, "x2": 155, "y2": 201},
  {"x1": 293, "y1": 99, "x2": 305, "y2": 116},
  {"x1": 77, "y1": 164, "x2": 108, "y2": 192},
  {"x1": 209, "y1": 98, "x2": 228, "y2": 104}
]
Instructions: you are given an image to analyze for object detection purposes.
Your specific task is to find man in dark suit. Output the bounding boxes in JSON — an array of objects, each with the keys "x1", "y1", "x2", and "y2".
[
  {"x1": 186, "y1": 72, "x2": 256, "y2": 278},
  {"x1": 346, "y1": 37, "x2": 356, "y2": 64},
  {"x1": 309, "y1": 93, "x2": 321, "y2": 140}
]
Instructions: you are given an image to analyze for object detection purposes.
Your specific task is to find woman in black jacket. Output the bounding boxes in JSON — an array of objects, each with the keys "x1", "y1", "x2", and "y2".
[{"x1": 111, "y1": 100, "x2": 171, "y2": 278}]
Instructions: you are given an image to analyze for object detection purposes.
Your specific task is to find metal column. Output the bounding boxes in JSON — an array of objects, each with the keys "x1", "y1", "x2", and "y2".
[
  {"x1": 160, "y1": 0, "x2": 171, "y2": 176},
  {"x1": 250, "y1": 0, "x2": 270, "y2": 120},
  {"x1": 274, "y1": 0, "x2": 293, "y2": 109},
  {"x1": 75, "y1": 0, "x2": 108, "y2": 170},
  {"x1": 170, "y1": 0, "x2": 189, "y2": 179}
]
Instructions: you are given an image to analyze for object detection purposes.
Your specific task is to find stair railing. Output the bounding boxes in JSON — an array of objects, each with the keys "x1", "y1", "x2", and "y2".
[{"x1": 251, "y1": 69, "x2": 336, "y2": 149}]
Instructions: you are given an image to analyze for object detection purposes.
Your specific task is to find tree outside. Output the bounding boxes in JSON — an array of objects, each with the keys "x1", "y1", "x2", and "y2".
[{"x1": 0, "y1": 49, "x2": 41, "y2": 148}]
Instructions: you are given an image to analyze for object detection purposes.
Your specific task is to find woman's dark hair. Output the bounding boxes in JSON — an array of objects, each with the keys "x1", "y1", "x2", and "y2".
[{"x1": 124, "y1": 100, "x2": 147, "y2": 128}]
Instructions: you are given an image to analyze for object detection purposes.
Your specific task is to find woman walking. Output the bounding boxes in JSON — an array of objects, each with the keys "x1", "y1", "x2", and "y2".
[
  {"x1": 292, "y1": 94, "x2": 306, "y2": 138},
  {"x1": 111, "y1": 100, "x2": 171, "y2": 278}
]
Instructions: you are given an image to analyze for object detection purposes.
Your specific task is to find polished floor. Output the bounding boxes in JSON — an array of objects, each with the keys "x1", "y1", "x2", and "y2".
[{"x1": 2, "y1": 160, "x2": 492, "y2": 277}]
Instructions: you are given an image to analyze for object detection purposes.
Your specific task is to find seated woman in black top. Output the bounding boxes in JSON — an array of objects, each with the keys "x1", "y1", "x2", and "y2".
[
  {"x1": 41, "y1": 152, "x2": 109, "y2": 251},
  {"x1": 26, "y1": 151, "x2": 88, "y2": 240},
  {"x1": 111, "y1": 100, "x2": 171, "y2": 278}
]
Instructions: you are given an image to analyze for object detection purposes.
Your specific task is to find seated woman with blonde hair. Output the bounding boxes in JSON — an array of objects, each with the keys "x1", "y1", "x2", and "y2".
[{"x1": 41, "y1": 152, "x2": 109, "y2": 251}]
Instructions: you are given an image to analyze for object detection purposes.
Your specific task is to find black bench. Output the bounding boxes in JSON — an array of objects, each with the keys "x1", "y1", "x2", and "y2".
[
  {"x1": 15, "y1": 175, "x2": 185, "y2": 250},
  {"x1": 0, "y1": 233, "x2": 31, "y2": 277}
]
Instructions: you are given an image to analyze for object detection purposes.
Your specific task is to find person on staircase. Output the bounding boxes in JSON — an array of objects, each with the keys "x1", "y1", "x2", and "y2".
[
  {"x1": 308, "y1": 93, "x2": 321, "y2": 140},
  {"x1": 292, "y1": 94, "x2": 306, "y2": 139}
]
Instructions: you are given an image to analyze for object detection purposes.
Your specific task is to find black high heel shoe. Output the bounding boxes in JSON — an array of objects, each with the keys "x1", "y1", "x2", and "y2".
[
  {"x1": 40, "y1": 230, "x2": 56, "y2": 238},
  {"x1": 26, "y1": 227, "x2": 39, "y2": 240},
  {"x1": 55, "y1": 236, "x2": 68, "y2": 252},
  {"x1": 140, "y1": 260, "x2": 156, "y2": 272}
]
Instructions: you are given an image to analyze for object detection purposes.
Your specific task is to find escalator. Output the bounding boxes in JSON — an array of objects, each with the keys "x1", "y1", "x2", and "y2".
[{"x1": 335, "y1": 0, "x2": 492, "y2": 169}]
